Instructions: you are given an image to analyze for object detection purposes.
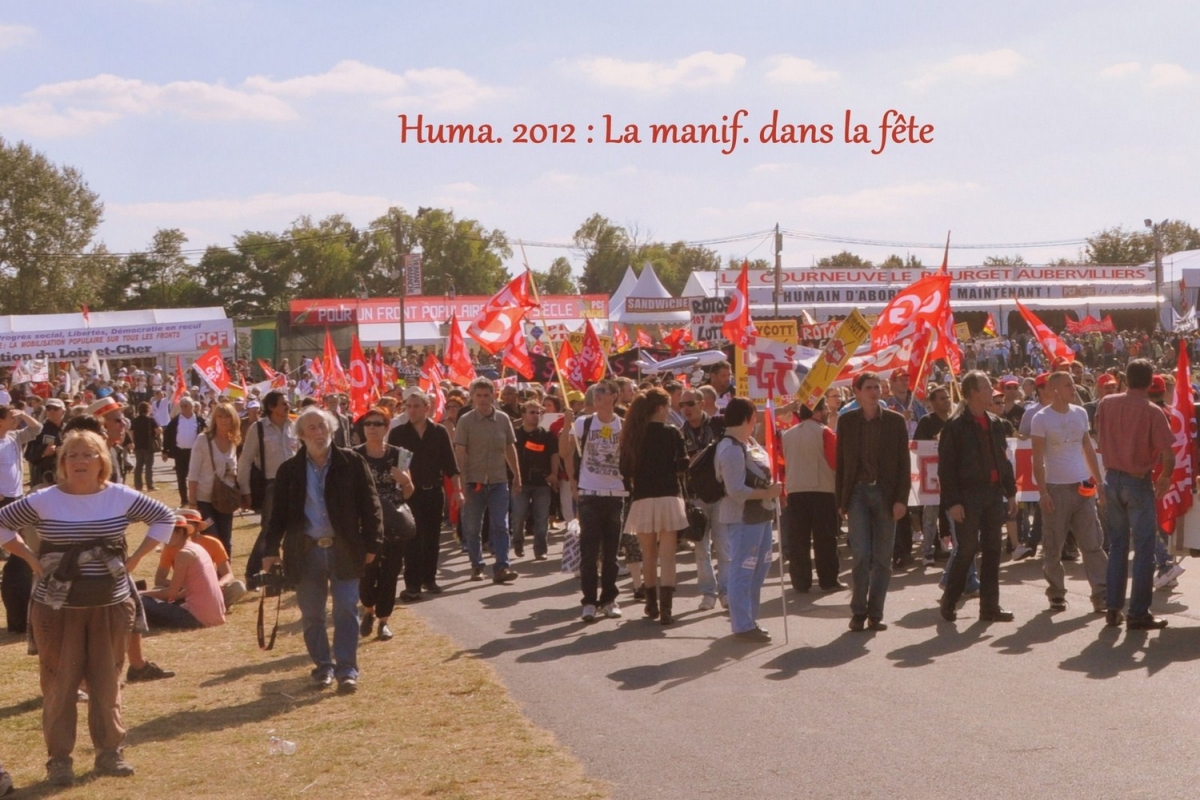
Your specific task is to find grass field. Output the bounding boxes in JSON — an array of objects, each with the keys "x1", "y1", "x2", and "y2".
[{"x1": 0, "y1": 475, "x2": 606, "y2": 799}]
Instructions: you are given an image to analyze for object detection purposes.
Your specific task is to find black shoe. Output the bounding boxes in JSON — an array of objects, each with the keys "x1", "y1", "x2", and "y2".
[
  {"x1": 867, "y1": 618, "x2": 888, "y2": 631},
  {"x1": 734, "y1": 628, "x2": 772, "y2": 643},
  {"x1": 819, "y1": 582, "x2": 849, "y2": 592},
  {"x1": 126, "y1": 661, "x2": 175, "y2": 683},
  {"x1": 980, "y1": 607, "x2": 1015, "y2": 622},
  {"x1": 315, "y1": 673, "x2": 334, "y2": 688},
  {"x1": 360, "y1": 611, "x2": 375, "y2": 638},
  {"x1": 422, "y1": 582, "x2": 444, "y2": 595},
  {"x1": 513, "y1": 548, "x2": 525, "y2": 558},
  {"x1": 792, "y1": 585, "x2": 811, "y2": 594},
  {"x1": 399, "y1": 590, "x2": 423, "y2": 602},
  {"x1": 1062, "y1": 549, "x2": 1080, "y2": 562},
  {"x1": 1049, "y1": 598, "x2": 1068, "y2": 612},
  {"x1": 470, "y1": 566, "x2": 485, "y2": 581},
  {"x1": 939, "y1": 599, "x2": 957, "y2": 622},
  {"x1": 849, "y1": 614, "x2": 867, "y2": 632},
  {"x1": 1127, "y1": 614, "x2": 1169, "y2": 630},
  {"x1": 1106, "y1": 609, "x2": 1125, "y2": 627},
  {"x1": 633, "y1": 586, "x2": 646, "y2": 601},
  {"x1": 94, "y1": 750, "x2": 135, "y2": 777},
  {"x1": 493, "y1": 568, "x2": 518, "y2": 584},
  {"x1": 338, "y1": 677, "x2": 358, "y2": 694},
  {"x1": 535, "y1": 553, "x2": 548, "y2": 561}
]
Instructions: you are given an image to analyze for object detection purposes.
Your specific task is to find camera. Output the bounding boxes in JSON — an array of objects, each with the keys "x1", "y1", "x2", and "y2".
[{"x1": 254, "y1": 565, "x2": 285, "y2": 598}]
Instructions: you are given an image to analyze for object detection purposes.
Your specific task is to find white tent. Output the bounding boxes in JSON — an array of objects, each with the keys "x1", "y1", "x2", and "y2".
[
  {"x1": 608, "y1": 266, "x2": 639, "y2": 311},
  {"x1": 611, "y1": 263, "x2": 691, "y2": 324}
]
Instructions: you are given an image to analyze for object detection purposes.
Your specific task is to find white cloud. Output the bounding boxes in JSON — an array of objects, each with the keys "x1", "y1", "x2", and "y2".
[
  {"x1": 0, "y1": 24, "x2": 34, "y2": 51},
  {"x1": 765, "y1": 56, "x2": 838, "y2": 84},
  {"x1": 572, "y1": 51, "x2": 745, "y2": 91},
  {"x1": 0, "y1": 103, "x2": 119, "y2": 137},
  {"x1": 1148, "y1": 63, "x2": 1192, "y2": 88},
  {"x1": 1100, "y1": 61, "x2": 1141, "y2": 78},
  {"x1": 701, "y1": 180, "x2": 980, "y2": 220},
  {"x1": 245, "y1": 60, "x2": 499, "y2": 111},
  {"x1": 906, "y1": 48, "x2": 1023, "y2": 90}
]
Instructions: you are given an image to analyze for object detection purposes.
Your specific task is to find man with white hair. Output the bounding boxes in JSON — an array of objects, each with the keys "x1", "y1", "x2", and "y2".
[
  {"x1": 162, "y1": 396, "x2": 205, "y2": 506},
  {"x1": 262, "y1": 407, "x2": 383, "y2": 693}
]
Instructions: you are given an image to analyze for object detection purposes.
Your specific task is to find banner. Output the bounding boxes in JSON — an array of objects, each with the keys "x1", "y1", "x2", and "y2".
[
  {"x1": 625, "y1": 296, "x2": 691, "y2": 313},
  {"x1": 795, "y1": 309, "x2": 872, "y2": 409},
  {"x1": 717, "y1": 265, "x2": 1153, "y2": 288},
  {"x1": 909, "y1": 438, "x2": 1103, "y2": 506},
  {"x1": 954, "y1": 321, "x2": 971, "y2": 341},
  {"x1": 1067, "y1": 314, "x2": 1118, "y2": 334},
  {"x1": 0, "y1": 318, "x2": 234, "y2": 366},
  {"x1": 402, "y1": 253, "x2": 423, "y2": 296},
  {"x1": 289, "y1": 295, "x2": 608, "y2": 326},
  {"x1": 735, "y1": 320, "x2": 797, "y2": 399}
]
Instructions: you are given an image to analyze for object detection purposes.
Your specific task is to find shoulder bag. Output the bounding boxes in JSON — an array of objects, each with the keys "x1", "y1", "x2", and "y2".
[{"x1": 207, "y1": 437, "x2": 242, "y2": 515}]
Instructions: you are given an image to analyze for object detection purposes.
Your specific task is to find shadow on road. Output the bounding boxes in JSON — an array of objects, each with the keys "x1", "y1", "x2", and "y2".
[
  {"x1": 606, "y1": 636, "x2": 772, "y2": 692},
  {"x1": 759, "y1": 632, "x2": 872, "y2": 680},
  {"x1": 1058, "y1": 625, "x2": 1200, "y2": 678}
]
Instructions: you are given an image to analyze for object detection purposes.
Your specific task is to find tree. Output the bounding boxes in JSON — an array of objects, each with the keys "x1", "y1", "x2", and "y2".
[
  {"x1": 0, "y1": 138, "x2": 104, "y2": 314},
  {"x1": 726, "y1": 257, "x2": 771, "y2": 271},
  {"x1": 101, "y1": 228, "x2": 206, "y2": 309},
  {"x1": 982, "y1": 255, "x2": 1028, "y2": 266},
  {"x1": 532, "y1": 256, "x2": 577, "y2": 295},
  {"x1": 878, "y1": 253, "x2": 924, "y2": 269},
  {"x1": 636, "y1": 241, "x2": 721, "y2": 295},
  {"x1": 575, "y1": 214, "x2": 632, "y2": 294},
  {"x1": 816, "y1": 250, "x2": 873, "y2": 268}
]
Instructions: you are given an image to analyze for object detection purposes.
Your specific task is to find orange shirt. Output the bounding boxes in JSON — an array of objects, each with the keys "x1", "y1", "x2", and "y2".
[{"x1": 157, "y1": 533, "x2": 229, "y2": 572}]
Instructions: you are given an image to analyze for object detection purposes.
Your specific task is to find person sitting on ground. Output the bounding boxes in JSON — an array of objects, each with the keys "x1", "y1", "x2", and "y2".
[
  {"x1": 154, "y1": 508, "x2": 248, "y2": 608},
  {"x1": 140, "y1": 508, "x2": 227, "y2": 629}
]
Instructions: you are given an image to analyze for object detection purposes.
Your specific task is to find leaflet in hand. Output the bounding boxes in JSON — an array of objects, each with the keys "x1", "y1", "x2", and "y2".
[{"x1": 395, "y1": 447, "x2": 414, "y2": 472}]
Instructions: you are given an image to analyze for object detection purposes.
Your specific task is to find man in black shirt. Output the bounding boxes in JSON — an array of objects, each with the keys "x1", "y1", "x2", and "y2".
[
  {"x1": 511, "y1": 400, "x2": 559, "y2": 560},
  {"x1": 130, "y1": 401, "x2": 161, "y2": 492},
  {"x1": 29, "y1": 398, "x2": 65, "y2": 486},
  {"x1": 388, "y1": 390, "x2": 463, "y2": 600}
]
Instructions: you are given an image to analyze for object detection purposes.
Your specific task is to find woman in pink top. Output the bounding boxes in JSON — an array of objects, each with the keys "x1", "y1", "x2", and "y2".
[{"x1": 140, "y1": 509, "x2": 226, "y2": 629}]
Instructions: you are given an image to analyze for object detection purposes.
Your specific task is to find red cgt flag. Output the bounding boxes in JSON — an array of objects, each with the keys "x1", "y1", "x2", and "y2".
[
  {"x1": 871, "y1": 272, "x2": 952, "y2": 351},
  {"x1": 173, "y1": 354, "x2": 189, "y2": 404},
  {"x1": 347, "y1": 335, "x2": 372, "y2": 420},
  {"x1": 419, "y1": 353, "x2": 446, "y2": 422},
  {"x1": 611, "y1": 324, "x2": 630, "y2": 353},
  {"x1": 983, "y1": 313, "x2": 998, "y2": 338},
  {"x1": 636, "y1": 328, "x2": 653, "y2": 349},
  {"x1": 322, "y1": 329, "x2": 349, "y2": 394},
  {"x1": 501, "y1": 323, "x2": 535, "y2": 379},
  {"x1": 556, "y1": 337, "x2": 586, "y2": 391},
  {"x1": 1157, "y1": 340, "x2": 1196, "y2": 532},
  {"x1": 446, "y1": 314, "x2": 477, "y2": 387},
  {"x1": 1014, "y1": 299, "x2": 1075, "y2": 364},
  {"x1": 193, "y1": 346, "x2": 231, "y2": 394},
  {"x1": 578, "y1": 319, "x2": 606, "y2": 383},
  {"x1": 722, "y1": 260, "x2": 757, "y2": 347},
  {"x1": 467, "y1": 272, "x2": 539, "y2": 354}
]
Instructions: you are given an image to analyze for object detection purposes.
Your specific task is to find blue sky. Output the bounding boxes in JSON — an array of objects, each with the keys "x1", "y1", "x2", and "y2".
[{"x1": 2, "y1": 1, "x2": 1198, "y2": 273}]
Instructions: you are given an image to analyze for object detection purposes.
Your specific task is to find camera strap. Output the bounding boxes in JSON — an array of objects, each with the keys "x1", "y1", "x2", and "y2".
[{"x1": 257, "y1": 588, "x2": 281, "y2": 651}]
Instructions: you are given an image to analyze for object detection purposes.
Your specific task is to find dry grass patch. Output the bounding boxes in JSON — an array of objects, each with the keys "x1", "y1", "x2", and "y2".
[{"x1": 0, "y1": 493, "x2": 606, "y2": 799}]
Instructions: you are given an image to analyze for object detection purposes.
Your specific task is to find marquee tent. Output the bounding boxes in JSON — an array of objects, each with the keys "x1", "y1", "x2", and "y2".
[{"x1": 610, "y1": 263, "x2": 691, "y2": 324}]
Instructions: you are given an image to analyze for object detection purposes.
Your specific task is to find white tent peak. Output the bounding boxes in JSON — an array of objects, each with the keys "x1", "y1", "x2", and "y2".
[{"x1": 626, "y1": 261, "x2": 673, "y2": 299}]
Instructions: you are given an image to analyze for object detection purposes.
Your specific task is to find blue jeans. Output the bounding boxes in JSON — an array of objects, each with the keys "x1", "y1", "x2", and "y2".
[
  {"x1": 694, "y1": 502, "x2": 726, "y2": 599},
  {"x1": 462, "y1": 482, "x2": 511, "y2": 571},
  {"x1": 1105, "y1": 470, "x2": 1157, "y2": 617},
  {"x1": 847, "y1": 483, "x2": 895, "y2": 620},
  {"x1": 295, "y1": 544, "x2": 360, "y2": 681},
  {"x1": 511, "y1": 485, "x2": 552, "y2": 558},
  {"x1": 726, "y1": 520, "x2": 774, "y2": 634}
]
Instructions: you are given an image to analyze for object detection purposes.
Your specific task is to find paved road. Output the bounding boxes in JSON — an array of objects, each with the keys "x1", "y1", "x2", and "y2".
[{"x1": 411, "y1": 534, "x2": 1200, "y2": 800}]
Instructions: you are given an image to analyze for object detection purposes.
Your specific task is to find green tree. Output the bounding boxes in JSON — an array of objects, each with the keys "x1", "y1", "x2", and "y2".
[
  {"x1": 816, "y1": 250, "x2": 873, "y2": 268},
  {"x1": 575, "y1": 214, "x2": 632, "y2": 294},
  {"x1": 0, "y1": 138, "x2": 104, "y2": 314},
  {"x1": 726, "y1": 257, "x2": 771, "y2": 271},
  {"x1": 636, "y1": 241, "x2": 721, "y2": 295},
  {"x1": 878, "y1": 253, "x2": 924, "y2": 269},
  {"x1": 532, "y1": 256, "x2": 577, "y2": 295},
  {"x1": 102, "y1": 228, "x2": 206, "y2": 309},
  {"x1": 982, "y1": 255, "x2": 1028, "y2": 266}
]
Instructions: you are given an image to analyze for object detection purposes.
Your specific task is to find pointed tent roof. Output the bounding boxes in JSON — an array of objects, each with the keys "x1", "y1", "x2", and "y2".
[
  {"x1": 611, "y1": 262, "x2": 691, "y2": 323},
  {"x1": 609, "y1": 266, "x2": 639, "y2": 308}
]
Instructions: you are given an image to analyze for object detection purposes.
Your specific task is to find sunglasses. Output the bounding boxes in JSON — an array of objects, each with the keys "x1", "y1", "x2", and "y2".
[
  {"x1": 680, "y1": 400, "x2": 697, "y2": 407},
  {"x1": 362, "y1": 420, "x2": 388, "y2": 427}
]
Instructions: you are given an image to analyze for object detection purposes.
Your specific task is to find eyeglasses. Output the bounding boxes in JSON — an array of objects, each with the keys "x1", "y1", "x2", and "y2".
[
  {"x1": 362, "y1": 420, "x2": 387, "y2": 427},
  {"x1": 66, "y1": 451, "x2": 100, "y2": 461},
  {"x1": 679, "y1": 400, "x2": 697, "y2": 407}
]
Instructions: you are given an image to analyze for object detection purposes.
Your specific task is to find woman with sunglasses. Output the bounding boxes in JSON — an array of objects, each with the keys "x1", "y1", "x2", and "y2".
[{"x1": 354, "y1": 406, "x2": 414, "y2": 639}]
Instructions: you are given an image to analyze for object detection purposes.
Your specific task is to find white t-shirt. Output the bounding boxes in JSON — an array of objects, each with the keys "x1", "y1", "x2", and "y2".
[
  {"x1": 1030, "y1": 404, "x2": 1091, "y2": 484},
  {"x1": 573, "y1": 413, "x2": 624, "y2": 493}
]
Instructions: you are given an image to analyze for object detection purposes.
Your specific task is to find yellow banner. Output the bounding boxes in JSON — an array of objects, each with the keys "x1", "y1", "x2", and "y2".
[
  {"x1": 566, "y1": 331, "x2": 612, "y2": 356},
  {"x1": 795, "y1": 309, "x2": 872, "y2": 409},
  {"x1": 954, "y1": 321, "x2": 971, "y2": 341}
]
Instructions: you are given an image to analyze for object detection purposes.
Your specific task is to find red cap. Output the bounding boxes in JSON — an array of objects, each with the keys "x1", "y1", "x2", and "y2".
[
  {"x1": 889, "y1": 368, "x2": 908, "y2": 381},
  {"x1": 1034, "y1": 373, "x2": 1050, "y2": 388},
  {"x1": 1097, "y1": 373, "x2": 1117, "y2": 387},
  {"x1": 1002, "y1": 379, "x2": 1019, "y2": 389},
  {"x1": 1150, "y1": 375, "x2": 1167, "y2": 393}
]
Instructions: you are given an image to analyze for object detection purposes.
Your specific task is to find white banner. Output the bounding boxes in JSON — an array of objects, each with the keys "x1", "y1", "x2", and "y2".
[
  {"x1": 0, "y1": 318, "x2": 235, "y2": 365},
  {"x1": 907, "y1": 438, "x2": 1101, "y2": 506}
]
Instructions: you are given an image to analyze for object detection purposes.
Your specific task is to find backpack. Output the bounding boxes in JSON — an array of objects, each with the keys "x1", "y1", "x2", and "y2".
[{"x1": 687, "y1": 435, "x2": 738, "y2": 504}]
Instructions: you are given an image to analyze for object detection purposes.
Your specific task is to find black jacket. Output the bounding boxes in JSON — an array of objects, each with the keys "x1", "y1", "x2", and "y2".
[
  {"x1": 263, "y1": 445, "x2": 384, "y2": 582},
  {"x1": 937, "y1": 408, "x2": 1017, "y2": 508},
  {"x1": 162, "y1": 413, "x2": 206, "y2": 459}
]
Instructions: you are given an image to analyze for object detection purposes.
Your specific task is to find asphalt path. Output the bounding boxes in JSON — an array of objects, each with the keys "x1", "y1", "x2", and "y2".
[{"x1": 411, "y1": 531, "x2": 1200, "y2": 800}]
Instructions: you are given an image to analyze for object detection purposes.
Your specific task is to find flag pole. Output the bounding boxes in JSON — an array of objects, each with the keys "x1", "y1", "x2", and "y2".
[
  {"x1": 767, "y1": 393, "x2": 789, "y2": 645},
  {"x1": 520, "y1": 241, "x2": 572, "y2": 401}
]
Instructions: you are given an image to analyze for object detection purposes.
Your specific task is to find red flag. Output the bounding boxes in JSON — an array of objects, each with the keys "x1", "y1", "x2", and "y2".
[
  {"x1": 556, "y1": 337, "x2": 586, "y2": 391},
  {"x1": 467, "y1": 272, "x2": 539, "y2": 353},
  {"x1": 322, "y1": 329, "x2": 349, "y2": 394},
  {"x1": 636, "y1": 328, "x2": 653, "y2": 349},
  {"x1": 611, "y1": 324, "x2": 630, "y2": 353},
  {"x1": 662, "y1": 327, "x2": 693, "y2": 355},
  {"x1": 722, "y1": 260, "x2": 757, "y2": 347},
  {"x1": 308, "y1": 357, "x2": 325, "y2": 400},
  {"x1": 347, "y1": 335, "x2": 372, "y2": 419},
  {"x1": 928, "y1": 302, "x2": 962, "y2": 374},
  {"x1": 419, "y1": 353, "x2": 447, "y2": 422},
  {"x1": 1014, "y1": 299, "x2": 1075, "y2": 364},
  {"x1": 578, "y1": 319, "x2": 606, "y2": 382},
  {"x1": 871, "y1": 272, "x2": 951, "y2": 351},
  {"x1": 1157, "y1": 341, "x2": 1196, "y2": 532},
  {"x1": 763, "y1": 397, "x2": 783, "y2": 484},
  {"x1": 501, "y1": 324, "x2": 535, "y2": 379},
  {"x1": 446, "y1": 314, "x2": 477, "y2": 387},
  {"x1": 982, "y1": 313, "x2": 998, "y2": 338},
  {"x1": 172, "y1": 354, "x2": 188, "y2": 404},
  {"x1": 81, "y1": 304, "x2": 90, "y2": 326},
  {"x1": 906, "y1": 323, "x2": 935, "y2": 399},
  {"x1": 193, "y1": 346, "x2": 231, "y2": 393},
  {"x1": 257, "y1": 359, "x2": 277, "y2": 380}
]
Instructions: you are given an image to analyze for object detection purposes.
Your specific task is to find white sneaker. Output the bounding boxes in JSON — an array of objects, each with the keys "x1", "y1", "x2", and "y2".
[
  {"x1": 1155, "y1": 563, "x2": 1186, "y2": 589},
  {"x1": 581, "y1": 604, "x2": 597, "y2": 622},
  {"x1": 1012, "y1": 545, "x2": 1034, "y2": 561},
  {"x1": 602, "y1": 602, "x2": 622, "y2": 618},
  {"x1": 699, "y1": 595, "x2": 717, "y2": 611}
]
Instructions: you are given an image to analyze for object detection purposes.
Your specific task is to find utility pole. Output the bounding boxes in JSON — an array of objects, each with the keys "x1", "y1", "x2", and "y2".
[
  {"x1": 773, "y1": 223, "x2": 782, "y2": 318},
  {"x1": 1146, "y1": 218, "x2": 1165, "y2": 331}
]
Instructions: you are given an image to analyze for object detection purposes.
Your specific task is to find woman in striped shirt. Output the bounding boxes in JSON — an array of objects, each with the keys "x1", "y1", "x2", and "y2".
[{"x1": 0, "y1": 430, "x2": 175, "y2": 787}]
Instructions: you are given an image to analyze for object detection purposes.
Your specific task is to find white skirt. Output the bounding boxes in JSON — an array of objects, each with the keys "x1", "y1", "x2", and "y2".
[{"x1": 623, "y1": 496, "x2": 688, "y2": 534}]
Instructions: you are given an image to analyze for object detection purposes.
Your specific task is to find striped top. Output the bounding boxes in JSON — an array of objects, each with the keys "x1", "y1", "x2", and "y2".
[{"x1": 0, "y1": 484, "x2": 176, "y2": 607}]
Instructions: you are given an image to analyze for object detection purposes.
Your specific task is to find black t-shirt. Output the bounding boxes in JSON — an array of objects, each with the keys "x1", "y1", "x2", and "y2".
[
  {"x1": 913, "y1": 413, "x2": 946, "y2": 442},
  {"x1": 513, "y1": 426, "x2": 558, "y2": 485},
  {"x1": 353, "y1": 444, "x2": 405, "y2": 507}
]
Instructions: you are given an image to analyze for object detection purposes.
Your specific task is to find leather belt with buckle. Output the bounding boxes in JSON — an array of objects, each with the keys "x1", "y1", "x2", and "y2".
[{"x1": 316, "y1": 537, "x2": 334, "y2": 548}]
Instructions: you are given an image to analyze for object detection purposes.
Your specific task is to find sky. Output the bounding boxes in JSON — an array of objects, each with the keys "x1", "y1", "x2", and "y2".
[{"x1": 2, "y1": 1, "x2": 1199, "y2": 275}]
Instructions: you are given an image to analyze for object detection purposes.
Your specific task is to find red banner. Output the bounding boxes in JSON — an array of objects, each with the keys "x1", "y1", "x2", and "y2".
[
  {"x1": 1065, "y1": 314, "x2": 1116, "y2": 334},
  {"x1": 289, "y1": 295, "x2": 608, "y2": 326}
]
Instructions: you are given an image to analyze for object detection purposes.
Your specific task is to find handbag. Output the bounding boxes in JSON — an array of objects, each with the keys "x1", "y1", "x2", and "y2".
[
  {"x1": 380, "y1": 447, "x2": 416, "y2": 542},
  {"x1": 681, "y1": 503, "x2": 708, "y2": 543},
  {"x1": 207, "y1": 438, "x2": 242, "y2": 515},
  {"x1": 248, "y1": 420, "x2": 267, "y2": 512}
]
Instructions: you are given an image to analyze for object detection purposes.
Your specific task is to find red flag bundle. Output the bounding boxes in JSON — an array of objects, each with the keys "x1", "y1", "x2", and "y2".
[
  {"x1": 193, "y1": 346, "x2": 231, "y2": 394},
  {"x1": 446, "y1": 314, "x2": 477, "y2": 387},
  {"x1": 870, "y1": 272, "x2": 952, "y2": 351},
  {"x1": 578, "y1": 319, "x2": 606, "y2": 383},
  {"x1": 419, "y1": 353, "x2": 446, "y2": 422},
  {"x1": 662, "y1": 327, "x2": 693, "y2": 355},
  {"x1": 1157, "y1": 341, "x2": 1197, "y2": 532},
  {"x1": 371, "y1": 345, "x2": 386, "y2": 399},
  {"x1": 982, "y1": 313, "x2": 998, "y2": 338},
  {"x1": 501, "y1": 324, "x2": 535, "y2": 379},
  {"x1": 1014, "y1": 299, "x2": 1074, "y2": 364},
  {"x1": 611, "y1": 324, "x2": 630, "y2": 353},
  {"x1": 173, "y1": 354, "x2": 188, "y2": 404},
  {"x1": 347, "y1": 335, "x2": 372, "y2": 420},
  {"x1": 636, "y1": 328, "x2": 653, "y2": 349},
  {"x1": 556, "y1": 337, "x2": 586, "y2": 391},
  {"x1": 467, "y1": 272, "x2": 539, "y2": 354},
  {"x1": 322, "y1": 329, "x2": 349, "y2": 394},
  {"x1": 308, "y1": 357, "x2": 325, "y2": 399},
  {"x1": 722, "y1": 260, "x2": 757, "y2": 347}
]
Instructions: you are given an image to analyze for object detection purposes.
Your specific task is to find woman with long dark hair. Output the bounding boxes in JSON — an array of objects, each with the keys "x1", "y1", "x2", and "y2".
[{"x1": 618, "y1": 388, "x2": 688, "y2": 624}]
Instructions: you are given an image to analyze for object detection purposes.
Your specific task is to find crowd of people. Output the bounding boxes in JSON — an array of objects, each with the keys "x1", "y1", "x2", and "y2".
[{"x1": 0, "y1": 325, "x2": 1193, "y2": 791}]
